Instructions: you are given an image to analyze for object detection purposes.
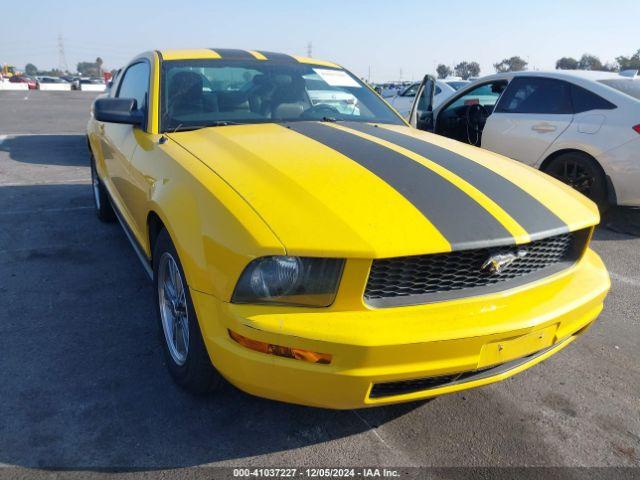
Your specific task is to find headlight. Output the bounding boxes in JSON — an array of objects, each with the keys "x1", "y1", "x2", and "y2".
[{"x1": 232, "y1": 256, "x2": 344, "y2": 307}]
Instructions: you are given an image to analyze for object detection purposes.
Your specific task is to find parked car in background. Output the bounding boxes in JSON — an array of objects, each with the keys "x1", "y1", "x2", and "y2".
[
  {"x1": 35, "y1": 76, "x2": 72, "y2": 91},
  {"x1": 74, "y1": 78, "x2": 106, "y2": 92},
  {"x1": 87, "y1": 48, "x2": 609, "y2": 409},
  {"x1": 70, "y1": 77, "x2": 105, "y2": 90},
  {"x1": 36, "y1": 76, "x2": 69, "y2": 86},
  {"x1": 105, "y1": 68, "x2": 122, "y2": 93},
  {"x1": 387, "y1": 80, "x2": 456, "y2": 118},
  {"x1": 9, "y1": 75, "x2": 36, "y2": 89},
  {"x1": 443, "y1": 79, "x2": 470, "y2": 90},
  {"x1": 378, "y1": 82, "x2": 409, "y2": 98},
  {"x1": 70, "y1": 77, "x2": 86, "y2": 90},
  {"x1": 409, "y1": 70, "x2": 640, "y2": 210},
  {"x1": 85, "y1": 77, "x2": 105, "y2": 86}
]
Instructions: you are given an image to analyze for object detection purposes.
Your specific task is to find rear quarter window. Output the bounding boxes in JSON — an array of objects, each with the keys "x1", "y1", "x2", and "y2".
[{"x1": 571, "y1": 84, "x2": 616, "y2": 113}]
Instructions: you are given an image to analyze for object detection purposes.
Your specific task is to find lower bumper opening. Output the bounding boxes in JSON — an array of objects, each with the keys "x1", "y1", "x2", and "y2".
[{"x1": 369, "y1": 338, "x2": 570, "y2": 399}]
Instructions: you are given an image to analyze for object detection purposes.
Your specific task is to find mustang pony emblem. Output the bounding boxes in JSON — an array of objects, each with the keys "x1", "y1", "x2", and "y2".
[{"x1": 481, "y1": 250, "x2": 529, "y2": 274}]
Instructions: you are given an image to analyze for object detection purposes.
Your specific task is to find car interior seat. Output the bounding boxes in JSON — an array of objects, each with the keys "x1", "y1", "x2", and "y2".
[
  {"x1": 168, "y1": 71, "x2": 215, "y2": 117},
  {"x1": 270, "y1": 75, "x2": 311, "y2": 119},
  {"x1": 248, "y1": 75, "x2": 276, "y2": 116}
]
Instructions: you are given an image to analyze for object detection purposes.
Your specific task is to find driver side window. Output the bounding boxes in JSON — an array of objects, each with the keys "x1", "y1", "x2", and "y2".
[
  {"x1": 117, "y1": 62, "x2": 150, "y2": 112},
  {"x1": 433, "y1": 80, "x2": 507, "y2": 144},
  {"x1": 443, "y1": 81, "x2": 507, "y2": 112}
]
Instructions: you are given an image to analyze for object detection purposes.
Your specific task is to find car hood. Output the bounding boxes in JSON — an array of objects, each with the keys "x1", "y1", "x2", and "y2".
[{"x1": 167, "y1": 121, "x2": 598, "y2": 258}]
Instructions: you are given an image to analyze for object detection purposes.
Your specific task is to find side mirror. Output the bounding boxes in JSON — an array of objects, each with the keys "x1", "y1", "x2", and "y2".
[{"x1": 94, "y1": 97, "x2": 144, "y2": 126}]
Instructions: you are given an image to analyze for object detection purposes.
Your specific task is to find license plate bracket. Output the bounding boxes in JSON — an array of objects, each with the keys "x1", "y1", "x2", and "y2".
[{"x1": 478, "y1": 324, "x2": 558, "y2": 369}]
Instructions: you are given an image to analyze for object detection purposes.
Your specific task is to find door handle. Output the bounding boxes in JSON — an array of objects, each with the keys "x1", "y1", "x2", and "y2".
[{"x1": 532, "y1": 123, "x2": 557, "y2": 133}]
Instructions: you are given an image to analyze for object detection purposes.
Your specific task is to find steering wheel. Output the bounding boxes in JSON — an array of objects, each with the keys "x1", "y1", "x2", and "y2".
[
  {"x1": 465, "y1": 103, "x2": 489, "y2": 146},
  {"x1": 301, "y1": 104, "x2": 341, "y2": 120}
]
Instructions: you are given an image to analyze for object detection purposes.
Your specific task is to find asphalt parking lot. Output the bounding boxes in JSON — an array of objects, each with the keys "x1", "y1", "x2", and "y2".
[{"x1": 0, "y1": 91, "x2": 638, "y2": 473}]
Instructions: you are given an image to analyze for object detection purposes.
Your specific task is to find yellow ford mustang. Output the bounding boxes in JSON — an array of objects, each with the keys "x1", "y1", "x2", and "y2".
[{"x1": 87, "y1": 48, "x2": 610, "y2": 409}]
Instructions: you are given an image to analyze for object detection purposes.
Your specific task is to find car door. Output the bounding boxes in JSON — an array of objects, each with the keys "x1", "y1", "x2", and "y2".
[
  {"x1": 481, "y1": 76, "x2": 574, "y2": 166},
  {"x1": 99, "y1": 61, "x2": 151, "y2": 231},
  {"x1": 408, "y1": 74, "x2": 436, "y2": 131},
  {"x1": 426, "y1": 80, "x2": 508, "y2": 145}
]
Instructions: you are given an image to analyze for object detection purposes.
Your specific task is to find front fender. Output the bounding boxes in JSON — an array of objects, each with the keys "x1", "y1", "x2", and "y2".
[{"x1": 134, "y1": 136, "x2": 285, "y2": 300}]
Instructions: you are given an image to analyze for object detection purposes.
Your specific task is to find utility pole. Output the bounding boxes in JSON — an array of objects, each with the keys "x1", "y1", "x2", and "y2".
[
  {"x1": 57, "y1": 34, "x2": 68, "y2": 73},
  {"x1": 368, "y1": 65, "x2": 371, "y2": 83},
  {"x1": 307, "y1": 41, "x2": 313, "y2": 58}
]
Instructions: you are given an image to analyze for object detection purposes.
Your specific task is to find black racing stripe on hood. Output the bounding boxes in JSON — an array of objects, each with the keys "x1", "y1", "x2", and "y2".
[
  {"x1": 345, "y1": 122, "x2": 569, "y2": 240},
  {"x1": 209, "y1": 49, "x2": 255, "y2": 60},
  {"x1": 288, "y1": 122, "x2": 515, "y2": 251},
  {"x1": 258, "y1": 51, "x2": 298, "y2": 63}
]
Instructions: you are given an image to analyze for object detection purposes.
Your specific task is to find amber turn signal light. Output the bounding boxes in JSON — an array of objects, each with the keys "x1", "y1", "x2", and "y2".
[{"x1": 228, "y1": 330, "x2": 332, "y2": 364}]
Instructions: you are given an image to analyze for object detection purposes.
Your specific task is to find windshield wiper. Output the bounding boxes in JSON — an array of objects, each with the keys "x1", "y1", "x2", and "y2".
[
  {"x1": 171, "y1": 125, "x2": 205, "y2": 132},
  {"x1": 170, "y1": 121, "x2": 242, "y2": 132},
  {"x1": 319, "y1": 116, "x2": 339, "y2": 122},
  {"x1": 204, "y1": 121, "x2": 242, "y2": 127}
]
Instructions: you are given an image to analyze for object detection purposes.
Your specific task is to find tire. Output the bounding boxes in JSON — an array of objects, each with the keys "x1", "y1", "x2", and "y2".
[
  {"x1": 90, "y1": 154, "x2": 115, "y2": 222},
  {"x1": 153, "y1": 229, "x2": 222, "y2": 394},
  {"x1": 543, "y1": 152, "x2": 609, "y2": 213}
]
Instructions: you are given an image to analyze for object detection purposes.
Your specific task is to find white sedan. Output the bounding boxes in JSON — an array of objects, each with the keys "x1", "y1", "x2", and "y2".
[
  {"x1": 408, "y1": 70, "x2": 640, "y2": 210},
  {"x1": 387, "y1": 80, "x2": 456, "y2": 118}
]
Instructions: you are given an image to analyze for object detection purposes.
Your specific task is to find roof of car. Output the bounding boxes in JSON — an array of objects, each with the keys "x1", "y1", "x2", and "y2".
[
  {"x1": 156, "y1": 48, "x2": 341, "y2": 68},
  {"x1": 480, "y1": 70, "x2": 636, "y2": 83}
]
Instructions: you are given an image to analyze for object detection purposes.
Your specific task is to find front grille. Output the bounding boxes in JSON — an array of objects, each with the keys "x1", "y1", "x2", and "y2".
[{"x1": 365, "y1": 230, "x2": 588, "y2": 307}]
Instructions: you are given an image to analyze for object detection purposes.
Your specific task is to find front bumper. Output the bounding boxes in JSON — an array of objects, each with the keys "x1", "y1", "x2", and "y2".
[{"x1": 191, "y1": 249, "x2": 609, "y2": 409}]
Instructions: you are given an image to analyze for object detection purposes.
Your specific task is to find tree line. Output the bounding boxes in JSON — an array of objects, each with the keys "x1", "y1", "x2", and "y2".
[
  {"x1": 436, "y1": 49, "x2": 640, "y2": 79},
  {"x1": 22, "y1": 57, "x2": 106, "y2": 77}
]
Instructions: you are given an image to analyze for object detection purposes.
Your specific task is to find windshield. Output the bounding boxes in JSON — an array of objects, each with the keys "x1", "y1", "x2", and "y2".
[
  {"x1": 160, "y1": 60, "x2": 404, "y2": 131},
  {"x1": 446, "y1": 81, "x2": 469, "y2": 90},
  {"x1": 599, "y1": 79, "x2": 640, "y2": 101},
  {"x1": 401, "y1": 83, "x2": 420, "y2": 96}
]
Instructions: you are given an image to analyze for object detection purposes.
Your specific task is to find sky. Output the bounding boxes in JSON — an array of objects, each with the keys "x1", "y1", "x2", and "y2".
[{"x1": 1, "y1": 0, "x2": 638, "y2": 82}]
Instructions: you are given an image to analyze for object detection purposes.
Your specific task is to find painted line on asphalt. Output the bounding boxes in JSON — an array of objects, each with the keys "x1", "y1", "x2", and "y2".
[
  {"x1": 0, "y1": 133, "x2": 84, "y2": 137},
  {"x1": 0, "y1": 244, "x2": 79, "y2": 255},
  {"x1": 0, "y1": 179, "x2": 90, "y2": 187},
  {"x1": 351, "y1": 410, "x2": 417, "y2": 466},
  {"x1": 609, "y1": 272, "x2": 640, "y2": 287},
  {"x1": 351, "y1": 410, "x2": 391, "y2": 448},
  {"x1": 0, "y1": 241, "x2": 115, "y2": 256},
  {"x1": 0, "y1": 206, "x2": 93, "y2": 216}
]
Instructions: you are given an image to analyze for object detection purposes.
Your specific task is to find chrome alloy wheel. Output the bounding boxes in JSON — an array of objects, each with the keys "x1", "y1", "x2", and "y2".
[
  {"x1": 91, "y1": 164, "x2": 101, "y2": 210},
  {"x1": 158, "y1": 252, "x2": 189, "y2": 366}
]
